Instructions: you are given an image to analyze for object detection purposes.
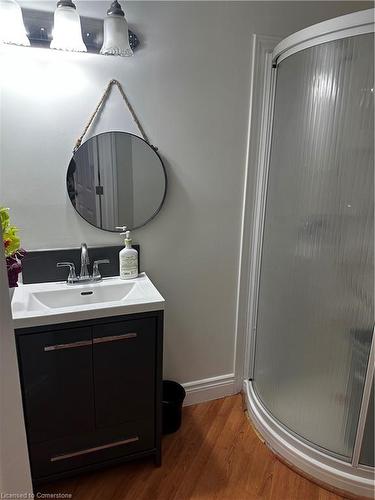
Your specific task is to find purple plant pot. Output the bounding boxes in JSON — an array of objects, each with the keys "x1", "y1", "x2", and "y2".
[{"x1": 6, "y1": 251, "x2": 25, "y2": 288}]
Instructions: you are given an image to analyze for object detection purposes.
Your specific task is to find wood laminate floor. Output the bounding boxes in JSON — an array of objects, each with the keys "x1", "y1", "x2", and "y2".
[{"x1": 38, "y1": 395, "x2": 350, "y2": 500}]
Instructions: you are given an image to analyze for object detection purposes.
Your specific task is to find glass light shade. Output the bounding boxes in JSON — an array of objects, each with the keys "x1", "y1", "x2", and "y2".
[
  {"x1": 100, "y1": 15, "x2": 133, "y2": 57},
  {"x1": 50, "y1": 4, "x2": 87, "y2": 52},
  {"x1": 0, "y1": 0, "x2": 30, "y2": 46}
]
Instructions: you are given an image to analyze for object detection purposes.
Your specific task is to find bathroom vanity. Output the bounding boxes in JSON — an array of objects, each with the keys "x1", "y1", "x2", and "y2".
[
  {"x1": 12, "y1": 271, "x2": 164, "y2": 486},
  {"x1": 10, "y1": 97, "x2": 168, "y2": 486}
]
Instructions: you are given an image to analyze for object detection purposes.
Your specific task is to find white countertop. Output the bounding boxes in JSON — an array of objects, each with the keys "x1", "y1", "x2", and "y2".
[{"x1": 12, "y1": 273, "x2": 165, "y2": 330}]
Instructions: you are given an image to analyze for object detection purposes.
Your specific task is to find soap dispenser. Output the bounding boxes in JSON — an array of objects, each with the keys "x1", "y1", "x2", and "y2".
[{"x1": 116, "y1": 226, "x2": 138, "y2": 280}]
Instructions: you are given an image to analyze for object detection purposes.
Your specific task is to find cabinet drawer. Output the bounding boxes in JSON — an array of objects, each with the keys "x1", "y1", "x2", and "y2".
[
  {"x1": 93, "y1": 318, "x2": 156, "y2": 428},
  {"x1": 30, "y1": 419, "x2": 154, "y2": 480}
]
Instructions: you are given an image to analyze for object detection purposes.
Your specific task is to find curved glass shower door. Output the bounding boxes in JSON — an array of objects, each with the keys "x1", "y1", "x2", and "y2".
[{"x1": 253, "y1": 33, "x2": 374, "y2": 460}]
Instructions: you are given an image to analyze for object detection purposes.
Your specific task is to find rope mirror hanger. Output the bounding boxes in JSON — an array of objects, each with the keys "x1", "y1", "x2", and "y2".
[{"x1": 73, "y1": 79, "x2": 158, "y2": 153}]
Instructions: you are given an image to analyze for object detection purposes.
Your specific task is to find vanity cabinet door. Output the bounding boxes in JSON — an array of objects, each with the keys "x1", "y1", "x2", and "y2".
[
  {"x1": 17, "y1": 327, "x2": 95, "y2": 444},
  {"x1": 93, "y1": 318, "x2": 156, "y2": 428}
]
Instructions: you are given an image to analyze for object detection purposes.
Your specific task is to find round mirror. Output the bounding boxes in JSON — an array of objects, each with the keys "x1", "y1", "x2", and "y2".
[{"x1": 67, "y1": 131, "x2": 167, "y2": 231}]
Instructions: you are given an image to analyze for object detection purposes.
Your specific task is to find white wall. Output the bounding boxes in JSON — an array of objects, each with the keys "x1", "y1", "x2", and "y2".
[
  {"x1": 0, "y1": 2, "x2": 371, "y2": 390},
  {"x1": 0, "y1": 230, "x2": 32, "y2": 494}
]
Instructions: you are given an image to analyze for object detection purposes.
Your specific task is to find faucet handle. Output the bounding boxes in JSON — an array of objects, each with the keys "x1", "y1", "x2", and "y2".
[
  {"x1": 92, "y1": 259, "x2": 110, "y2": 281},
  {"x1": 57, "y1": 262, "x2": 77, "y2": 284}
]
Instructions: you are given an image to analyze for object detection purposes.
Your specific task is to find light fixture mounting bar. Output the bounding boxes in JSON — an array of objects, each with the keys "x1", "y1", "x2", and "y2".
[{"x1": 20, "y1": 8, "x2": 139, "y2": 53}]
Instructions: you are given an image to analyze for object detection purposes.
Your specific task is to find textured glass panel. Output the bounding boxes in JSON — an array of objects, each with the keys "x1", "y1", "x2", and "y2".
[
  {"x1": 360, "y1": 379, "x2": 374, "y2": 466},
  {"x1": 253, "y1": 34, "x2": 374, "y2": 459}
]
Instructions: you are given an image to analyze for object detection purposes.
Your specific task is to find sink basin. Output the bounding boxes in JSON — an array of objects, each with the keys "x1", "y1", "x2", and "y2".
[
  {"x1": 30, "y1": 281, "x2": 135, "y2": 309},
  {"x1": 12, "y1": 273, "x2": 165, "y2": 329}
]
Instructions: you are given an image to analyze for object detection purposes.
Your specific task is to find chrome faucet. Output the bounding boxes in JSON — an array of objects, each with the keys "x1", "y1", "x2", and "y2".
[
  {"x1": 56, "y1": 243, "x2": 110, "y2": 284},
  {"x1": 80, "y1": 243, "x2": 90, "y2": 280}
]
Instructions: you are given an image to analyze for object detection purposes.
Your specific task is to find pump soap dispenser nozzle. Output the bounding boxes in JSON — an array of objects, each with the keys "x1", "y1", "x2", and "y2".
[{"x1": 116, "y1": 226, "x2": 127, "y2": 234}]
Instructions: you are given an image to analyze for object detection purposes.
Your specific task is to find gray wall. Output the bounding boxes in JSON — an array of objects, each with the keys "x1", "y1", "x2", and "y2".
[
  {"x1": 0, "y1": 1, "x2": 370, "y2": 386},
  {"x1": 115, "y1": 133, "x2": 134, "y2": 227},
  {"x1": 131, "y1": 138, "x2": 165, "y2": 228}
]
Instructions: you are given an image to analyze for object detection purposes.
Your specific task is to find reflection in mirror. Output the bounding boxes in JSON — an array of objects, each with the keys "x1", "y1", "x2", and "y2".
[{"x1": 67, "y1": 132, "x2": 167, "y2": 231}]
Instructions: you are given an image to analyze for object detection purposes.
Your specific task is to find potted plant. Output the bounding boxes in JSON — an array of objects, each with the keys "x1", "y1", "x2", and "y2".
[{"x1": 1, "y1": 207, "x2": 26, "y2": 298}]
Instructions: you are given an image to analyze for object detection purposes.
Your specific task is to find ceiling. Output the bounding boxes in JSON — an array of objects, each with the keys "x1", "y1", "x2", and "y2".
[{"x1": 18, "y1": 1, "x2": 109, "y2": 19}]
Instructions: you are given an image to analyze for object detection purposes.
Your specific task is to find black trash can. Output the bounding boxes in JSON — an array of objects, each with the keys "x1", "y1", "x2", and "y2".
[{"x1": 162, "y1": 380, "x2": 186, "y2": 434}]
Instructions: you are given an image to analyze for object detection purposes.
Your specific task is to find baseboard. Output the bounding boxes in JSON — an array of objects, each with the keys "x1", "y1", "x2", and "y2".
[{"x1": 182, "y1": 374, "x2": 238, "y2": 406}]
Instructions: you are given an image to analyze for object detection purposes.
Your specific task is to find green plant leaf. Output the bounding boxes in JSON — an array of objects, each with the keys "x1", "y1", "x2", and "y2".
[
  {"x1": 1, "y1": 207, "x2": 21, "y2": 257},
  {"x1": 3, "y1": 226, "x2": 20, "y2": 257},
  {"x1": 0, "y1": 207, "x2": 10, "y2": 233}
]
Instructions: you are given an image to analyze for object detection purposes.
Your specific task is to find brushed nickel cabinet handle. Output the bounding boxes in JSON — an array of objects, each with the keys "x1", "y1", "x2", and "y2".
[
  {"x1": 44, "y1": 340, "x2": 92, "y2": 352},
  {"x1": 50, "y1": 436, "x2": 139, "y2": 462},
  {"x1": 93, "y1": 333, "x2": 137, "y2": 344}
]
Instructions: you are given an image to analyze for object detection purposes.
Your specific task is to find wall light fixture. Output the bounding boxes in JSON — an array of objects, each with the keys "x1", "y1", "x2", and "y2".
[
  {"x1": 0, "y1": 0, "x2": 30, "y2": 46},
  {"x1": 50, "y1": 0, "x2": 87, "y2": 52},
  {"x1": 100, "y1": 0, "x2": 133, "y2": 57}
]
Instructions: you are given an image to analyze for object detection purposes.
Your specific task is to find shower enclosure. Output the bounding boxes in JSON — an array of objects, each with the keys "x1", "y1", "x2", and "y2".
[{"x1": 243, "y1": 9, "x2": 374, "y2": 498}]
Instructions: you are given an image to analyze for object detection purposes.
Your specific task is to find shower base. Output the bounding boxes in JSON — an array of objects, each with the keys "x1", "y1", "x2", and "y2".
[{"x1": 244, "y1": 380, "x2": 374, "y2": 498}]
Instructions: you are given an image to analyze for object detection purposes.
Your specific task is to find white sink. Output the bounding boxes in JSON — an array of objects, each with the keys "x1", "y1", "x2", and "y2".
[
  {"x1": 30, "y1": 281, "x2": 135, "y2": 309},
  {"x1": 12, "y1": 273, "x2": 165, "y2": 329}
]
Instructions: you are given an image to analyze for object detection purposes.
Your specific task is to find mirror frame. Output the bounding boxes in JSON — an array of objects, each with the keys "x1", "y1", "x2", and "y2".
[{"x1": 66, "y1": 131, "x2": 168, "y2": 232}]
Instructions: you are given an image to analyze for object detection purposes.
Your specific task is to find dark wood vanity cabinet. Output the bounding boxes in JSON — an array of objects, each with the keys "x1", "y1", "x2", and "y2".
[
  {"x1": 16, "y1": 311, "x2": 163, "y2": 485},
  {"x1": 93, "y1": 318, "x2": 156, "y2": 428}
]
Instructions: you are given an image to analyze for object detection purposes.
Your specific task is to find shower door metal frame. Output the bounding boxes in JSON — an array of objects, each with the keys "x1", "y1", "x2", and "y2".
[
  {"x1": 239, "y1": 36, "x2": 279, "y2": 385},
  {"x1": 274, "y1": 8, "x2": 375, "y2": 64},
  {"x1": 352, "y1": 333, "x2": 374, "y2": 468},
  {"x1": 240, "y1": 8, "x2": 375, "y2": 489}
]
